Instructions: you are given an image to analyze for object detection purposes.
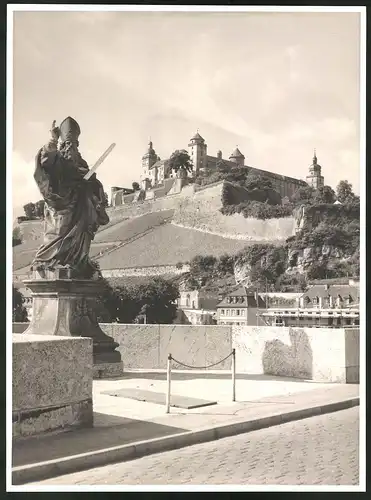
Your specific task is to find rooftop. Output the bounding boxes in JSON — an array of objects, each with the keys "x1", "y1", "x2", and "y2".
[
  {"x1": 229, "y1": 147, "x2": 245, "y2": 158},
  {"x1": 190, "y1": 132, "x2": 205, "y2": 142},
  {"x1": 302, "y1": 284, "x2": 360, "y2": 302},
  {"x1": 217, "y1": 285, "x2": 266, "y2": 308}
]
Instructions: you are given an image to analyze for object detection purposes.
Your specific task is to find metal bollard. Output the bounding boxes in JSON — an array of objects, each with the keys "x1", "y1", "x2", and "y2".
[
  {"x1": 166, "y1": 353, "x2": 172, "y2": 413},
  {"x1": 232, "y1": 348, "x2": 236, "y2": 402}
]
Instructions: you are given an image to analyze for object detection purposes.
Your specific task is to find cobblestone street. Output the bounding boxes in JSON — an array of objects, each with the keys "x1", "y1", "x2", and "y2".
[{"x1": 36, "y1": 407, "x2": 359, "y2": 486}]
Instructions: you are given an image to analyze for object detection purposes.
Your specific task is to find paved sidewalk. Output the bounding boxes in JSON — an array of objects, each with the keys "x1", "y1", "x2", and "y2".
[{"x1": 12, "y1": 372, "x2": 359, "y2": 485}]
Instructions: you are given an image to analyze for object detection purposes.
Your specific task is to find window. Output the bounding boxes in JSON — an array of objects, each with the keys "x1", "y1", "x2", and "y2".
[
  {"x1": 312, "y1": 296, "x2": 320, "y2": 307},
  {"x1": 241, "y1": 309, "x2": 245, "y2": 316},
  {"x1": 236, "y1": 309, "x2": 240, "y2": 316},
  {"x1": 226, "y1": 309, "x2": 230, "y2": 316},
  {"x1": 328, "y1": 317, "x2": 333, "y2": 326},
  {"x1": 221, "y1": 309, "x2": 225, "y2": 315},
  {"x1": 345, "y1": 318, "x2": 351, "y2": 326}
]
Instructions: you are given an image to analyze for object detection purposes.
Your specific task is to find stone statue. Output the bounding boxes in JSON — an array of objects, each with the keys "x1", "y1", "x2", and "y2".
[{"x1": 32, "y1": 117, "x2": 109, "y2": 278}]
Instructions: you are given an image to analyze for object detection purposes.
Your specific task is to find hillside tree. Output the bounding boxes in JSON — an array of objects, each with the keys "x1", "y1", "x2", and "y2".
[
  {"x1": 336, "y1": 180, "x2": 355, "y2": 204},
  {"x1": 23, "y1": 202, "x2": 36, "y2": 219},
  {"x1": 168, "y1": 150, "x2": 193, "y2": 178},
  {"x1": 97, "y1": 277, "x2": 179, "y2": 324},
  {"x1": 34, "y1": 199, "x2": 45, "y2": 218},
  {"x1": 291, "y1": 185, "x2": 316, "y2": 206},
  {"x1": 13, "y1": 287, "x2": 28, "y2": 322},
  {"x1": 313, "y1": 185, "x2": 336, "y2": 205}
]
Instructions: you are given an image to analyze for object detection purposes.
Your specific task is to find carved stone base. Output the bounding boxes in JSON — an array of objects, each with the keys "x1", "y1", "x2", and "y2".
[{"x1": 23, "y1": 272, "x2": 123, "y2": 378}]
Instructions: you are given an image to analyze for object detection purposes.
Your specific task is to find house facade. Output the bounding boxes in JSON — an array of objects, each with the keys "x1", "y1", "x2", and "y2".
[
  {"x1": 216, "y1": 285, "x2": 266, "y2": 326},
  {"x1": 259, "y1": 281, "x2": 360, "y2": 328}
]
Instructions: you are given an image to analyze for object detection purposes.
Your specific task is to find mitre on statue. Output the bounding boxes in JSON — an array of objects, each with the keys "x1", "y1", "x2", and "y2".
[{"x1": 59, "y1": 116, "x2": 81, "y2": 143}]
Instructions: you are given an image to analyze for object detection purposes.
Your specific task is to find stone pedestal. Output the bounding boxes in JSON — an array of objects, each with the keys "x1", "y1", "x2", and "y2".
[{"x1": 23, "y1": 269, "x2": 123, "y2": 378}]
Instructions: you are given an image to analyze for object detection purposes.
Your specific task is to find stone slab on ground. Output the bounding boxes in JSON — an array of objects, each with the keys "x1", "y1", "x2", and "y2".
[{"x1": 100, "y1": 388, "x2": 217, "y2": 409}]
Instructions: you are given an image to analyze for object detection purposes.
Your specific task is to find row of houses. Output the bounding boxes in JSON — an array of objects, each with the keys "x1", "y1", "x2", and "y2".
[
  {"x1": 176, "y1": 279, "x2": 360, "y2": 329},
  {"x1": 15, "y1": 276, "x2": 360, "y2": 329}
]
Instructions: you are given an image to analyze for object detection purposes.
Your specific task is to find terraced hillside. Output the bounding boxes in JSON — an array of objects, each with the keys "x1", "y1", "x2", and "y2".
[
  {"x1": 13, "y1": 182, "x2": 290, "y2": 274},
  {"x1": 96, "y1": 223, "x2": 252, "y2": 270},
  {"x1": 13, "y1": 210, "x2": 174, "y2": 271}
]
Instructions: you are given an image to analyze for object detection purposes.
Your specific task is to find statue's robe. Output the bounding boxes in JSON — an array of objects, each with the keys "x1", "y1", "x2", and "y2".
[{"x1": 32, "y1": 143, "x2": 109, "y2": 273}]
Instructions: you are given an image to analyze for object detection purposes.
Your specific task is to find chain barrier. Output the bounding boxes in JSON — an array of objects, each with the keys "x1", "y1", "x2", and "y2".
[
  {"x1": 165, "y1": 349, "x2": 236, "y2": 413},
  {"x1": 169, "y1": 351, "x2": 234, "y2": 370}
]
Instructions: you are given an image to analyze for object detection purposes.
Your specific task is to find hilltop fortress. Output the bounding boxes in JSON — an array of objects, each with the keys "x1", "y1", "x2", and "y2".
[
  {"x1": 14, "y1": 132, "x2": 328, "y2": 283},
  {"x1": 111, "y1": 131, "x2": 325, "y2": 206}
]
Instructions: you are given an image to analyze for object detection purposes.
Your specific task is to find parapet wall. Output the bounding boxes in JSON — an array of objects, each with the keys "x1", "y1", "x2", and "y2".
[
  {"x1": 12, "y1": 334, "x2": 93, "y2": 439},
  {"x1": 98, "y1": 324, "x2": 359, "y2": 383},
  {"x1": 12, "y1": 324, "x2": 359, "y2": 383}
]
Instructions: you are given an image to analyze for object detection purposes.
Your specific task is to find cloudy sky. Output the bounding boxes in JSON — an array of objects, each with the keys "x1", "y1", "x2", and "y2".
[{"x1": 11, "y1": 9, "x2": 362, "y2": 215}]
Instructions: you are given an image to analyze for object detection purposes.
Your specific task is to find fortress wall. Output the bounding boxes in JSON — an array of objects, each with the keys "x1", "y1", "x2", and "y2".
[
  {"x1": 101, "y1": 264, "x2": 190, "y2": 278},
  {"x1": 173, "y1": 183, "x2": 296, "y2": 241},
  {"x1": 16, "y1": 181, "x2": 296, "y2": 251}
]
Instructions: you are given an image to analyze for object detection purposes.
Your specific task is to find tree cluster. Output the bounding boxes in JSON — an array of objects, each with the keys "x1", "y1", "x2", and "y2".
[
  {"x1": 96, "y1": 277, "x2": 179, "y2": 324},
  {"x1": 22, "y1": 191, "x2": 110, "y2": 219},
  {"x1": 221, "y1": 201, "x2": 293, "y2": 220},
  {"x1": 183, "y1": 178, "x2": 359, "y2": 294},
  {"x1": 168, "y1": 150, "x2": 193, "y2": 178},
  {"x1": 23, "y1": 200, "x2": 45, "y2": 220}
]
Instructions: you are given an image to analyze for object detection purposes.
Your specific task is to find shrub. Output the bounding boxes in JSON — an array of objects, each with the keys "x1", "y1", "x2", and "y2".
[
  {"x1": 13, "y1": 287, "x2": 28, "y2": 322},
  {"x1": 220, "y1": 201, "x2": 293, "y2": 220}
]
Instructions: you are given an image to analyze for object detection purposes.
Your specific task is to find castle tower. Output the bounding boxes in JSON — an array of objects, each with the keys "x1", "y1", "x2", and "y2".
[
  {"x1": 141, "y1": 140, "x2": 158, "y2": 182},
  {"x1": 306, "y1": 149, "x2": 324, "y2": 189},
  {"x1": 188, "y1": 131, "x2": 207, "y2": 174},
  {"x1": 229, "y1": 146, "x2": 245, "y2": 166}
]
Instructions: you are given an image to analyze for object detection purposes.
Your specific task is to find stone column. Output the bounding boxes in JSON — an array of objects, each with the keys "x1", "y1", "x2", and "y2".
[{"x1": 23, "y1": 268, "x2": 123, "y2": 378}]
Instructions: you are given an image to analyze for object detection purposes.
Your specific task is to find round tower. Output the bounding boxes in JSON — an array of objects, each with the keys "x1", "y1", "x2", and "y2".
[
  {"x1": 188, "y1": 131, "x2": 207, "y2": 173},
  {"x1": 141, "y1": 140, "x2": 158, "y2": 183},
  {"x1": 306, "y1": 149, "x2": 324, "y2": 189},
  {"x1": 229, "y1": 146, "x2": 245, "y2": 166}
]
